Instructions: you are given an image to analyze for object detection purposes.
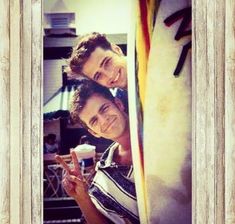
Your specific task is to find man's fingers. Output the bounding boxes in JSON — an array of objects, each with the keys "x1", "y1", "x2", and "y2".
[
  {"x1": 55, "y1": 155, "x2": 71, "y2": 174},
  {"x1": 67, "y1": 174, "x2": 85, "y2": 185},
  {"x1": 71, "y1": 151, "x2": 82, "y2": 176},
  {"x1": 62, "y1": 179, "x2": 74, "y2": 193}
]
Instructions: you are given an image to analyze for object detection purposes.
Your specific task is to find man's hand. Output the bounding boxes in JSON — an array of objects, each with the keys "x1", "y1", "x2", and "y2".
[
  {"x1": 55, "y1": 151, "x2": 88, "y2": 201},
  {"x1": 56, "y1": 151, "x2": 111, "y2": 224}
]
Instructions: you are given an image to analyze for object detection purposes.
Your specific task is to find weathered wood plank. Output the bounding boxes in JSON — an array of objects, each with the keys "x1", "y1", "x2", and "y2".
[
  {"x1": 225, "y1": 0, "x2": 235, "y2": 223},
  {"x1": 214, "y1": 1, "x2": 225, "y2": 223},
  {"x1": 193, "y1": 0, "x2": 212, "y2": 223},
  {"x1": 31, "y1": 1, "x2": 42, "y2": 223},
  {"x1": 22, "y1": 0, "x2": 32, "y2": 222},
  {"x1": 0, "y1": 0, "x2": 10, "y2": 223},
  {"x1": 10, "y1": 0, "x2": 22, "y2": 223},
  {"x1": 193, "y1": 0, "x2": 226, "y2": 223}
]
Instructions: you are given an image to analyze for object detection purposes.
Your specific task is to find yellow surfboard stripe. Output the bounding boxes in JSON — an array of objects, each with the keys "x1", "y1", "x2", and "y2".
[{"x1": 136, "y1": 0, "x2": 159, "y2": 106}]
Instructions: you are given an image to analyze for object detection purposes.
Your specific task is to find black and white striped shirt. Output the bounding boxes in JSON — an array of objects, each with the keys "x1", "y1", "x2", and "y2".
[{"x1": 88, "y1": 143, "x2": 139, "y2": 224}]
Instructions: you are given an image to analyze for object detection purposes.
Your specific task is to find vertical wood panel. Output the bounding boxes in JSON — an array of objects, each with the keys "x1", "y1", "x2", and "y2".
[
  {"x1": 193, "y1": 0, "x2": 210, "y2": 223},
  {"x1": 31, "y1": 1, "x2": 42, "y2": 223},
  {"x1": 0, "y1": 0, "x2": 10, "y2": 223},
  {"x1": 10, "y1": 0, "x2": 22, "y2": 223},
  {"x1": 225, "y1": 0, "x2": 235, "y2": 223},
  {"x1": 205, "y1": 1, "x2": 216, "y2": 223},
  {"x1": 214, "y1": 1, "x2": 225, "y2": 223},
  {"x1": 193, "y1": 0, "x2": 226, "y2": 223},
  {"x1": 22, "y1": 0, "x2": 32, "y2": 222}
]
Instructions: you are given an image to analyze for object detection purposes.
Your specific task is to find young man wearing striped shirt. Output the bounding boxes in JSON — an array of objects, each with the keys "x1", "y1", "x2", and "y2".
[{"x1": 56, "y1": 80, "x2": 139, "y2": 224}]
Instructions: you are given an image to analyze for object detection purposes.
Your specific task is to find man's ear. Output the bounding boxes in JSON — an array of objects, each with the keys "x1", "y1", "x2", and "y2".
[
  {"x1": 111, "y1": 44, "x2": 124, "y2": 56},
  {"x1": 114, "y1": 97, "x2": 125, "y2": 111},
  {"x1": 87, "y1": 128, "x2": 101, "y2": 138}
]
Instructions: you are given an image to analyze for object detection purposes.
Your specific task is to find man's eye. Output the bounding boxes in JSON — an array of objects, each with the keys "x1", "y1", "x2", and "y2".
[
  {"x1": 101, "y1": 105, "x2": 109, "y2": 113},
  {"x1": 91, "y1": 118, "x2": 98, "y2": 126},
  {"x1": 94, "y1": 73, "x2": 101, "y2": 81},
  {"x1": 103, "y1": 105, "x2": 109, "y2": 111},
  {"x1": 104, "y1": 58, "x2": 111, "y2": 68}
]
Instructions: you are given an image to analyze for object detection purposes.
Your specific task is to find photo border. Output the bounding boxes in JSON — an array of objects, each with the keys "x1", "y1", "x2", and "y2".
[{"x1": 0, "y1": 0, "x2": 235, "y2": 223}]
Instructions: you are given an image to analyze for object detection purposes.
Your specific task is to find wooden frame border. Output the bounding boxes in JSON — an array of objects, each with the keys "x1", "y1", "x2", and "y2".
[
  {"x1": 0, "y1": 0, "x2": 234, "y2": 223},
  {"x1": 0, "y1": 0, "x2": 42, "y2": 223}
]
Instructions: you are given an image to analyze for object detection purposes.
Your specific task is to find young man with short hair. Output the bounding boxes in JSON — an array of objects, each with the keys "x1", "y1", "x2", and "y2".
[
  {"x1": 67, "y1": 32, "x2": 128, "y2": 89},
  {"x1": 56, "y1": 80, "x2": 139, "y2": 224}
]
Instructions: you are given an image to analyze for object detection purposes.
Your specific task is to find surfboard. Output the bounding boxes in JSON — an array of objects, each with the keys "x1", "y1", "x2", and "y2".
[{"x1": 134, "y1": 0, "x2": 192, "y2": 223}]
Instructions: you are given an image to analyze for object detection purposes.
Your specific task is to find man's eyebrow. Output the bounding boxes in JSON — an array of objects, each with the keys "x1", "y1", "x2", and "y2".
[
  {"x1": 99, "y1": 103, "x2": 108, "y2": 113},
  {"x1": 89, "y1": 115, "x2": 97, "y2": 126}
]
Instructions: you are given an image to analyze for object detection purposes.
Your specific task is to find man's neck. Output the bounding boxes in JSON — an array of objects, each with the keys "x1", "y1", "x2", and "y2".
[
  {"x1": 114, "y1": 144, "x2": 132, "y2": 165},
  {"x1": 113, "y1": 127, "x2": 132, "y2": 165},
  {"x1": 114, "y1": 127, "x2": 131, "y2": 152}
]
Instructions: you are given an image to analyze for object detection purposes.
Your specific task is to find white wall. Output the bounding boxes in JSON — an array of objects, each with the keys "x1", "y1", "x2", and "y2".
[{"x1": 43, "y1": 0, "x2": 132, "y2": 35}]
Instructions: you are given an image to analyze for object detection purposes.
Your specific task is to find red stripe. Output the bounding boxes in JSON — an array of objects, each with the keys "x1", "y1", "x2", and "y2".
[{"x1": 139, "y1": 0, "x2": 150, "y2": 57}]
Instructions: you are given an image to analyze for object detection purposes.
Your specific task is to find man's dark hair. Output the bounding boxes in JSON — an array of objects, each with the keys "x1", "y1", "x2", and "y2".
[
  {"x1": 70, "y1": 79, "x2": 114, "y2": 128},
  {"x1": 68, "y1": 32, "x2": 112, "y2": 76}
]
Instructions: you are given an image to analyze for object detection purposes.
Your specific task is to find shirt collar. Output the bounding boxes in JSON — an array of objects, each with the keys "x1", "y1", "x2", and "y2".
[{"x1": 96, "y1": 142, "x2": 119, "y2": 169}]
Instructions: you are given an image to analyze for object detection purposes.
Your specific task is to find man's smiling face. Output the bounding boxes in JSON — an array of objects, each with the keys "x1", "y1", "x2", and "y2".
[
  {"x1": 79, "y1": 93, "x2": 128, "y2": 140},
  {"x1": 81, "y1": 47, "x2": 127, "y2": 89}
]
